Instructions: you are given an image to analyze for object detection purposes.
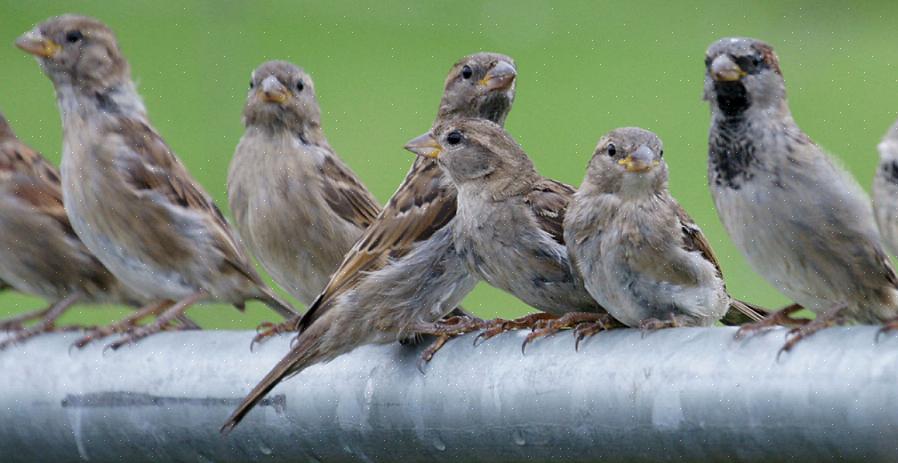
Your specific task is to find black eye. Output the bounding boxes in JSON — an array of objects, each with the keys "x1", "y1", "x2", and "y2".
[
  {"x1": 607, "y1": 143, "x2": 616, "y2": 156},
  {"x1": 446, "y1": 131, "x2": 463, "y2": 145},
  {"x1": 65, "y1": 31, "x2": 83, "y2": 43},
  {"x1": 249, "y1": 80, "x2": 254, "y2": 89},
  {"x1": 296, "y1": 80, "x2": 304, "y2": 92},
  {"x1": 704, "y1": 55, "x2": 712, "y2": 68},
  {"x1": 659, "y1": 150, "x2": 664, "y2": 158},
  {"x1": 461, "y1": 65, "x2": 473, "y2": 79}
]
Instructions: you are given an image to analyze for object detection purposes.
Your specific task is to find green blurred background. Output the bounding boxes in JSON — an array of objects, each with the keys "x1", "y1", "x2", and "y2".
[{"x1": 1, "y1": 1, "x2": 897, "y2": 328}]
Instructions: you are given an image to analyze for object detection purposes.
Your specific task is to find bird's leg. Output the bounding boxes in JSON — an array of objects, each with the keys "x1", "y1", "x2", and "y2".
[
  {"x1": 413, "y1": 315, "x2": 485, "y2": 370},
  {"x1": 0, "y1": 292, "x2": 82, "y2": 349},
  {"x1": 72, "y1": 300, "x2": 172, "y2": 349},
  {"x1": 574, "y1": 315, "x2": 624, "y2": 351},
  {"x1": 473, "y1": 312, "x2": 558, "y2": 346},
  {"x1": 779, "y1": 306, "x2": 848, "y2": 355},
  {"x1": 253, "y1": 315, "x2": 303, "y2": 347},
  {"x1": 639, "y1": 313, "x2": 689, "y2": 333},
  {"x1": 876, "y1": 314, "x2": 898, "y2": 339},
  {"x1": 106, "y1": 291, "x2": 207, "y2": 350},
  {"x1": 173, "y1": 314, "x2": 202, "y2": 331},
  {"x1": 0, "y1": 307, "x2": 53, "y2": 331},
  {"x1": 734, "y1": 303, "x2": 808, "y2": 340},
  {"x1": 523, "y1": 312, "x2": 617, "y2": 353}
]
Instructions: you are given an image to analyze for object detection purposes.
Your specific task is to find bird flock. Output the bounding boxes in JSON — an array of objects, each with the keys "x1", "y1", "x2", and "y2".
[{"x1": 2, "y1": 14, "x2": 898, "y2": 433}]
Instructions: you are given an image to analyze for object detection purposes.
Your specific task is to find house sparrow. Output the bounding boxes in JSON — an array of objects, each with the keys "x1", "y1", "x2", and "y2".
[
  {"x1": 406, "y1": 118, "x2": 620, "y2": 350},
  {"x1": 220, "y1": 53, "x2": 518, "y2": 433},
  {"x1": 16, "y1": 15, "x2": 297, "y2": 348},
  {"x1": 704, "y1": 37, "x2": 898, "y2": 350},
  {"x1": 228, "y1": 61, "x2": 380, "y2": 306},
  {"x1": 873, "y1": 119, "x2": 898, "y2": 257},
  {"x1": 0, "y1": 111, "x2": 200, "y2": 347},
  {"x1": 564, "y1": 127, "x2": 765, "y2": 333}
]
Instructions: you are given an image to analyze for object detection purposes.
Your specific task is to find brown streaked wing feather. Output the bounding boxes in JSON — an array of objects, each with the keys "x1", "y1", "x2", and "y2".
[
  {"x1": 670, "y1": 199, "x2": 723, "y2": 279},
  {"x1": 318, "y1": 154, "x2": 380, "y2": 229},
  {"x1": 0, "y1": 140, "x2": 74, "y2": 237},
  {"x1": 524, "y1": 179, "x2": 575, "y2": 246},
  {"x1": 108, "y1": 118, "x2": 260, "y2": 282},
  {"x1": 299, "y1": 157, "x2": 456, "y2": 330}
]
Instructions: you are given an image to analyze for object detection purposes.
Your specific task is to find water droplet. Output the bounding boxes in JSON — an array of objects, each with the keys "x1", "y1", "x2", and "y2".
[
  {"x1": 433, "y1": 437, "x2": 447, "y2": 451},
  {"x1": 512, "y1": 430, "x2": 526, "y2": 446}
]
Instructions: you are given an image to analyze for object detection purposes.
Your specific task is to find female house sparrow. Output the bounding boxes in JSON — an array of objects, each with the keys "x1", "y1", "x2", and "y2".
[
  {"x1": 16, "y1": 15, "x2": 297, "y2": 348},
  {"x1": 406, "y1": 119, "x2": 616, "y2": 347},
  {"x1": 704, "y1": 37, "x2": 898, "y2": 350},
  {"x1": 228, "y1": 61, "x2": 379, "y2": 306},
  {"x1": 0, "y1": 112, "x2": 198, "y2": 346},
  {"x1": 873, "y1": 119, "x2": 898, "y2": 257},
  {"x1": 564, "y1": 127, "x2": 764, "y2": 332},
  {"x1": 220, "y1": 53, "x2": 517, "y2": 433}
]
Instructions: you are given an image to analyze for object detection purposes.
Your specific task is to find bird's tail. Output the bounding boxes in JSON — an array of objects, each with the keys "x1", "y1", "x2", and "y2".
[
  {"x1": 220, "y1": 324, "x2": 325, "y2": 434},
  {"x1": 256, "y1": 287, "x2": 300, "y2": 319},
  {"x1": 722, "y1": 299, "x2": 768, "y2": 325}
]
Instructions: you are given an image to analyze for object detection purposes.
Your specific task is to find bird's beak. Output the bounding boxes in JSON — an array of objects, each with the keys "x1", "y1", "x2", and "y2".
[
  {"x1": 710, "y1": 55, "x2": 745, "y2": 82},
  {"x1": 259, "y1": 75, "x2": 289, "y2": 104},
  {"x1": 15, "y1": 29, "x2": 59, "y2": 58},
  {"x1": 404, "y1": 132, "x2": 442, "y2": 159},
  {"x1": 618, "y1": 145, "x2": 659, "y2": 173},
  {"x1": 479, "y1": 60, "x2": 517, "y2": 91}
]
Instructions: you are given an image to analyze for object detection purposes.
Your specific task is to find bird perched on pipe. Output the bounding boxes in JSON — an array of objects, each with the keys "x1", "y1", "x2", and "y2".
[
  {"x1": 703, "y1": 37, "x2": 898, "y2": 350},
  {"x1": 564, "y1": 127, "x2": 764, "y2": 335},
  {"x1": 221, "y1": 53, "x2": 518, "y2": 433},
  {"x1": 0, "y1": 112, "x2": 200, "y2": 347},
  {"x1": 873, "y1": 119, "x2": 898, "y2": 258},
  {"x1": 228, "y1": 61, "x2": 380, "y2": 306},
  {"x1": 15, "y1": 15, "x2": 297, "y2": 348}
]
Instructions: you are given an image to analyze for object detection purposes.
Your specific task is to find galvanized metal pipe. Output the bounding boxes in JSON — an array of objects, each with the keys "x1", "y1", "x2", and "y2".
[{"x1": 0, "y1": 326, "x2": 896, "y2": 462}]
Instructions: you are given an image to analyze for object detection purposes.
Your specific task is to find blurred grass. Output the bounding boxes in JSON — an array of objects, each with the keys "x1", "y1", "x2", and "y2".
[{"x1": 1, "y1": 0, "x2": 897, "y2": 328}]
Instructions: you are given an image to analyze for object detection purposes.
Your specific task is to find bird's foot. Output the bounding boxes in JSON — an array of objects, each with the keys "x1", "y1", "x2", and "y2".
[
  {"x1": 0, "y1": 319, "x2": 56, "y2": 349},
  {"x1": 72, "y1": 300, "x2": 172, "y2": 349},
  {"x1": 473, "y1": 312, "x2": 557, "y2": 346},
  {"x1": 0, "y1": 307, "x2": 50, "y2": 332},
  {"x1": 734, "y1": 303, "x2": 808, "y2": 340},
  {"x1": 104, "y1": 293, "x2": 203, "y2": 351},
  {"x1": 574, "y1": 314, "x2": 622, "y2": 351},
  {"x1": 522, "y1": 312, "x2": 613, "y2": 353},
  {"x1": 414, "y1": 316, "x2": 484, "y2": 372},
  {"x1": 779, "y1": 307, "x2": 848, "y2": 357},
  {"x1": 638, "y1": 314, "x2": 691, "y2": 336},
  {"x1": 252, "y1": 316, "x2": 302, "y2": 349}
]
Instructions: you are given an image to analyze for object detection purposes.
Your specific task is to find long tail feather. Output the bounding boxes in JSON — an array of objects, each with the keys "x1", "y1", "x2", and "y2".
[{"x1": 723, "y1": 299, "x2": 768, "y2": 325}]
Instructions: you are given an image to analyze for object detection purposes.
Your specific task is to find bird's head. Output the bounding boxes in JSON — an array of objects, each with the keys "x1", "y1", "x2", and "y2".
[
  {"x1": 437, "y1": 53, "x2": 517, "y2": 126},
  {"x1": 703, "y1": 37, "x2": 785, "y2": 117},
  {"x1": 243, "y1": 60, "x2": 321, "y2": 134},
  {"x1": 585, "y1": 127, "x2": 667, "y2": 196}
]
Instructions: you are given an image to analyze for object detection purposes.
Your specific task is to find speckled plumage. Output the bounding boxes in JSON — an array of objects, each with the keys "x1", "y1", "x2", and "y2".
[
  {"x1": 873, "y1": 120, "x2": 898, "y2": 257},
  {"x1": 705, "y1": 37, "x2": 898, "y2": 324}
]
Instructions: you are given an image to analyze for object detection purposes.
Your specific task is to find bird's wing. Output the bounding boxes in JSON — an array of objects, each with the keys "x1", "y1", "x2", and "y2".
[
  {"x1": 671, "y1": 199, "x2": 723, "y2": 278},
  {"x1": 317, "y1": 153, "x2": 381, "y2": 229},
  {"x1": 0, "y1": 139, "x2": 74, "y2": 237},
  {"x1": 523, "y1": 178, "x2": 575, "y2": 245},
  {"x1": 105, "y1": 117, "x2": 260, "y2": 283},
  {"x1": 299, "y1": 157, "x2": 456, "y2": 330}
]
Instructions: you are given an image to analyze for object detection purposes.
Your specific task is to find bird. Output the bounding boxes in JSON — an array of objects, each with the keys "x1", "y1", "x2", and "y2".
[
  {"x1": 220, "y1": 52, "x2": 518, "y2": 433},
  {"x1": 16, "y1": 15, "x2": 297, "y2": 348},
  {"x1": 564, "y1": 127, "x2": 765, "y2": 334},
  {"x1": 228, "y1": 60, "x2": 380, "y2": 306},
  {"x1": 704, "y1": 37, "x2": 898, "y2": 350},
  {"x1": 873, "y1": 119, "x2": 898, "y2": 257},
  {"x1": 406, "y1": 118, "x2": 619, "y2": 349},
  {"x1": 0, "y1": 111, "x2": 199, "y2": 347}
]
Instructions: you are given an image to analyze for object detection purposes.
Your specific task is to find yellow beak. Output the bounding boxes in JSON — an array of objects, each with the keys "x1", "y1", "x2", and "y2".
[
  {"x1": 259, "y1": 75, "x2": 289, "y2": 104},
  {"x1": 710, "y1": 55, "x2": 746, "y2": 82},
  {"x1": 404, "y1": 132, "x2": 442, "y2": 159},
  {"x1": 15, "y1": 30, "x2": 60, "y2": 58},
  {"x1": 478, "y1": 60, "x2": 517, "y2": 91}
]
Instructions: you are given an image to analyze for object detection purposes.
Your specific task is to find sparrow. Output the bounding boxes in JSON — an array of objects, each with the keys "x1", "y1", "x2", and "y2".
[
  {"x1": 704, "y1": 37, "x2": 898, "y2": 350},
  {"x1": 564, "y1": 127, "x2": 765, "y2": 332},
  {"x1": 16, "y1": 15, "x2": 297, "y2": 348},
  {"x1": 228, "y1": 61, "x2": 380, "y2": 306},
  {"x1": 0, "y1": 111, "x2": 200, "y2": 347},
  {"x1": 873, "y1": 119, "x2": 898, "y2": 257},
  {"x1": 406, "y1": 118, "x2": 620, "y2": 349},
  {"x1": 220, "y1": 53, "x2": 518, "y2": 433}
]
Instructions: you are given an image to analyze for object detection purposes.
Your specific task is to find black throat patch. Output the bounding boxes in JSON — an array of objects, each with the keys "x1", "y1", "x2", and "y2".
[
  {"x1": 714, "y1": 81, "x2": 750, "y2": 117},
  {"x1": 709, "y1": 115, "x2": 758, "y2": 190}
]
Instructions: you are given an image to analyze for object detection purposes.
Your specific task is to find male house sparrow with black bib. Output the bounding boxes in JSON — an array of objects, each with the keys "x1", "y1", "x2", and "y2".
[
  {"x1": 704, "y1": 37, "x2": 898, "y2": 350},
  {"x1": 221, "y1": 53, "x2": 517, "y2": 433},
  {"x1": 17, "y1": 15, "x2": 297, "y2": 348},
  {"x1": 564, "y1": 127, "x2": 764, "y2": 332},
  {"x1": 228, "y1": 61, "x2": 380, "y2": 306},
  {"x1": 873, "y1": 119, "x2": 898, "y2": 258}
]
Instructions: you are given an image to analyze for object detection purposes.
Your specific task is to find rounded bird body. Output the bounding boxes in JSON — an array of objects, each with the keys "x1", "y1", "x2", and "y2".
[
  {"x1": 228, "y1": 61, "x2": 379, "y2": 305},
  {"x1": 566, "y1": 128, "x2": 729, "y2": 327},
  {"x1": 873, "y1": 120, "x2": 898, "y2": 258},
  {"x1": 704, "y1": 37, "x2": 898, "y2": 325}
]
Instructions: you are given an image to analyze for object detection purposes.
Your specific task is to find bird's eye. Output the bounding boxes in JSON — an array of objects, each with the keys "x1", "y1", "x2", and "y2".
[
  {"x1": 659, "y1": 149, "x2": 664, "y2": 158},
  {"x1": 704, "y1": 55, "x2": 712, "y2": 68},
  {"x1": 296, "y1": 80, "x2": 304, "y2": 92},
  {"x1": 752, "y1": 55, "x2": 762, "y2": 67},
  {"x1": 446, "y1": 131, "x2": 463, "y2": 145},
  {"x1": 249, "y1": 80, "x2": 254, "y2": 89},
  {"x1": 461, "y1": 65, "x2": 473, "y2": 79},
  {"x1": 607, "y1": 143, "x2": 616, "y2": 156},
  {"x1": 65, "y1": 31, "x2": 83, "y2": 43}
]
